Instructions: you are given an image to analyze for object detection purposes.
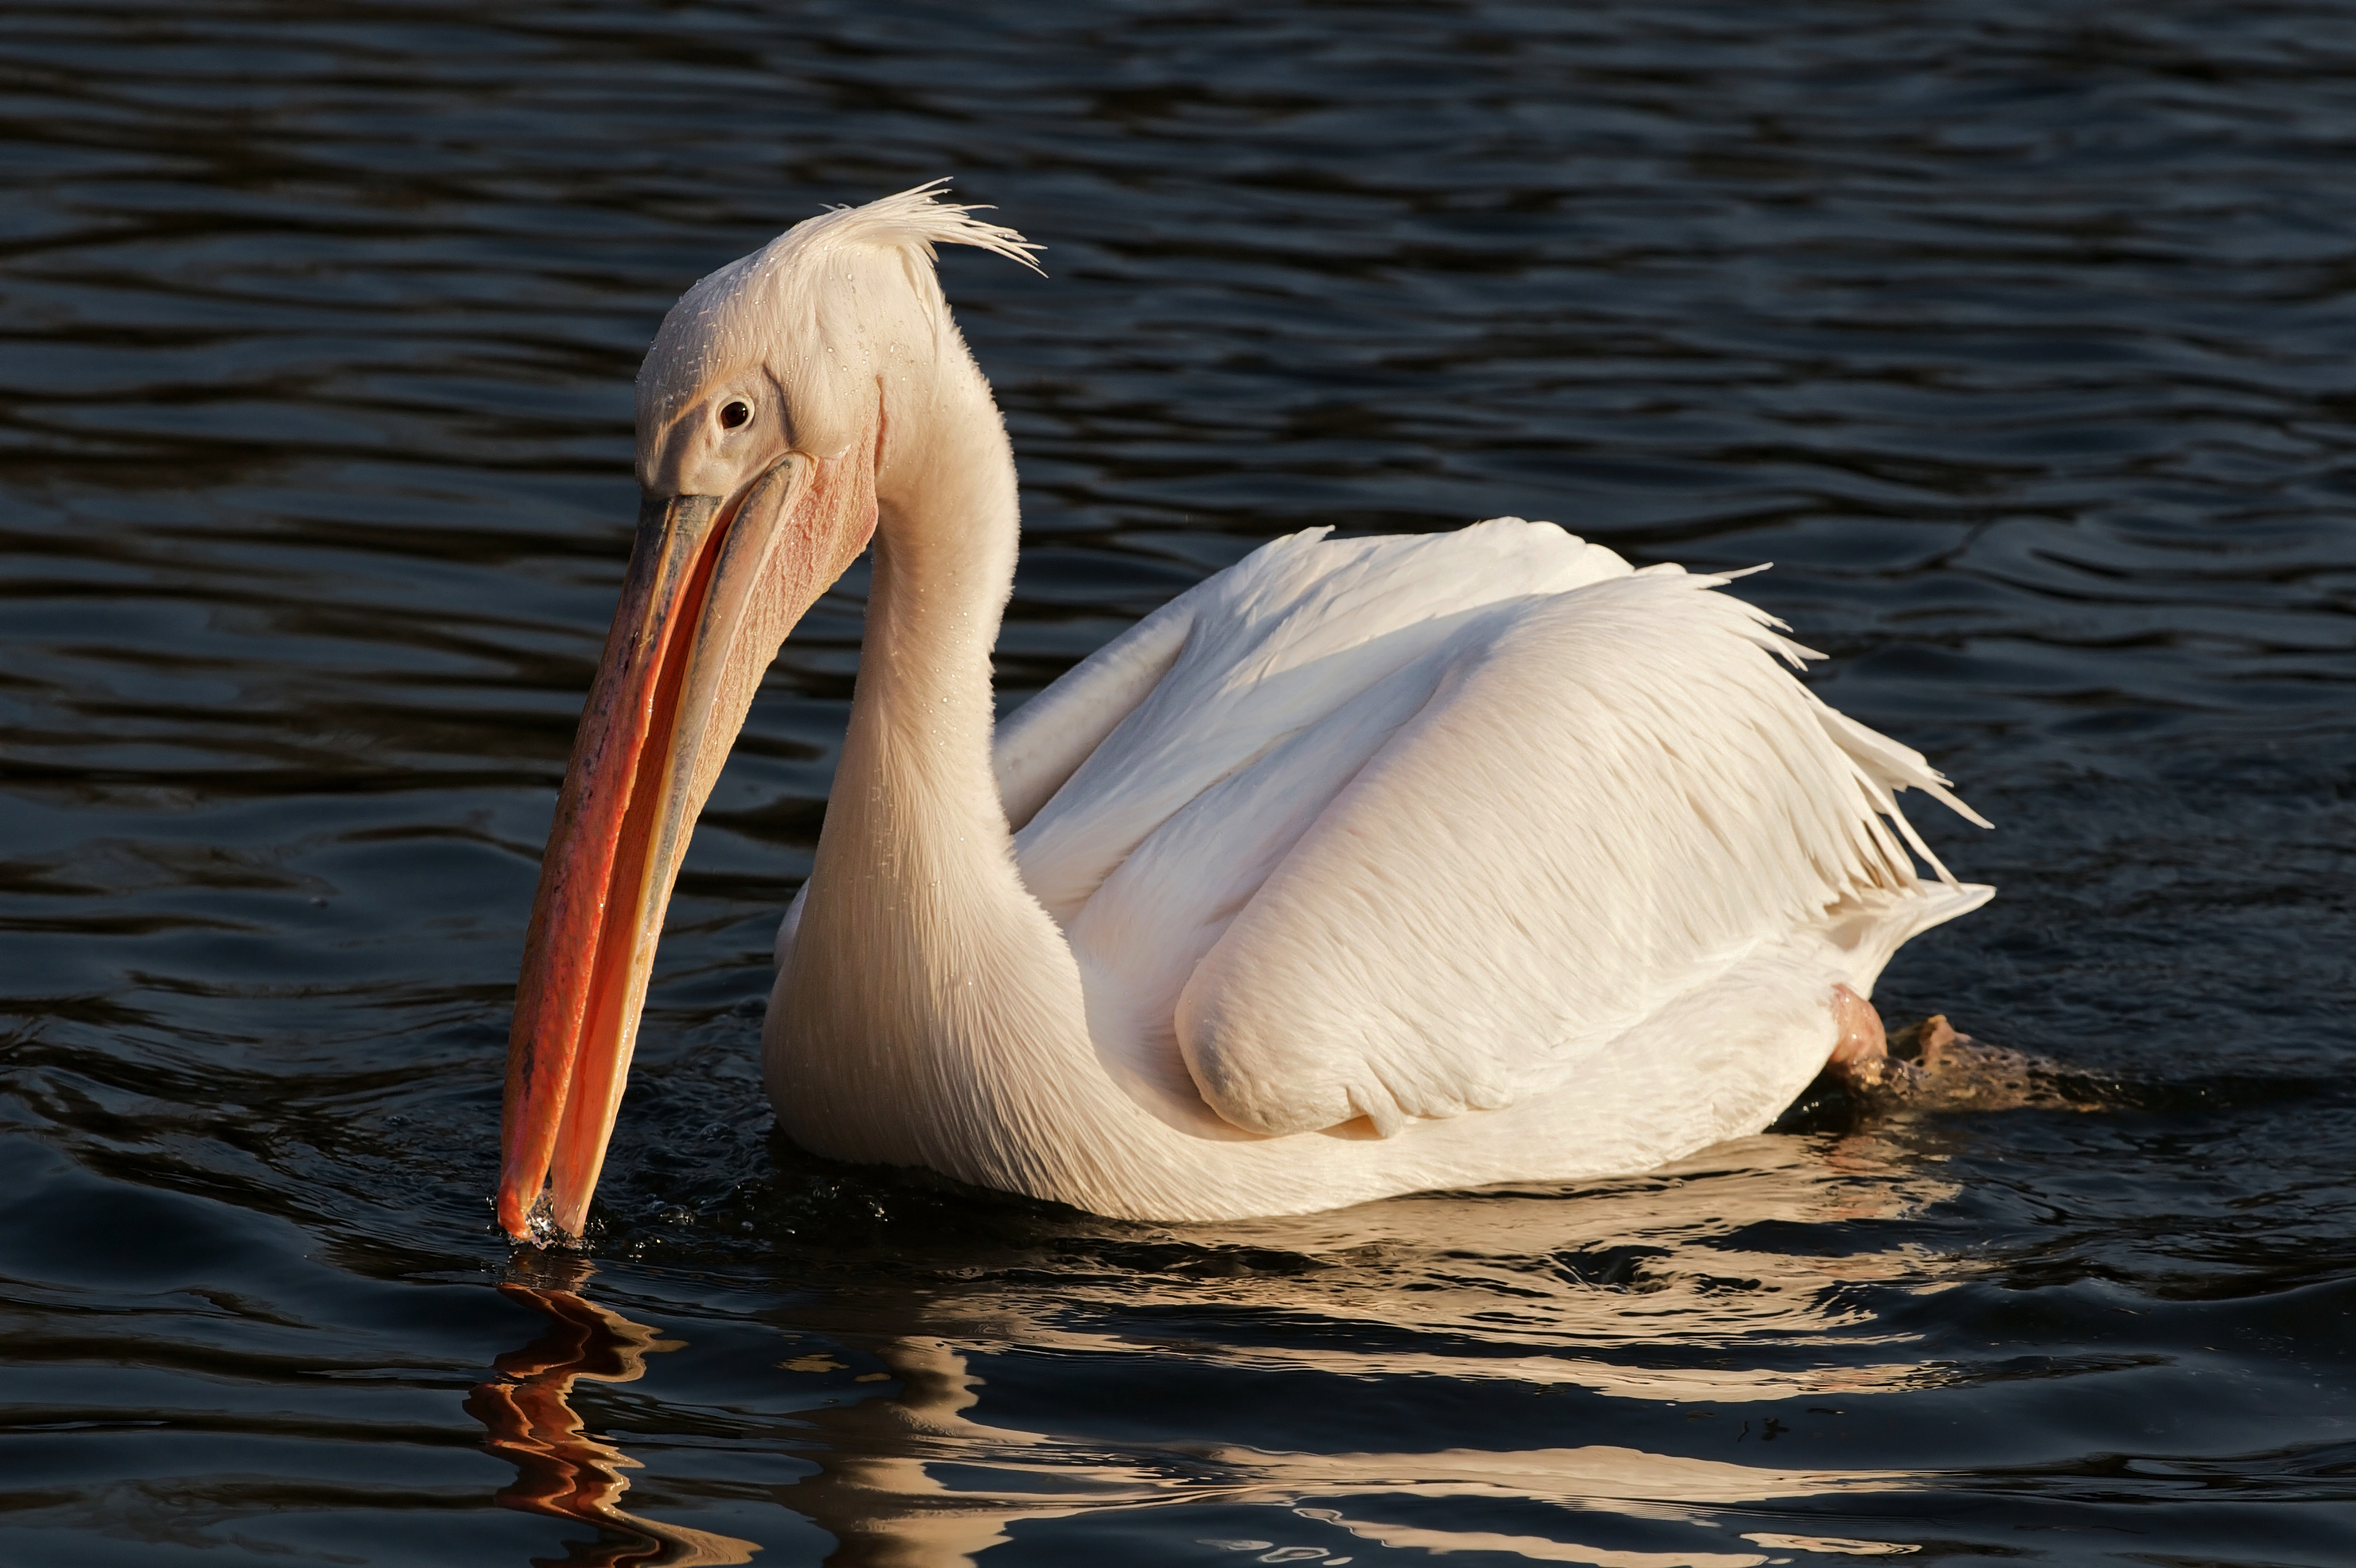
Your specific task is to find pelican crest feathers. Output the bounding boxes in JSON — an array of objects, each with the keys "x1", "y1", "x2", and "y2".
[{"x1": 635, "y1": 180, "x2": 1042, "y2": 438}]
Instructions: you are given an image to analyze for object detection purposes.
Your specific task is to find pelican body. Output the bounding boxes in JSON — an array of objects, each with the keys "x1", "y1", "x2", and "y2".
[{"x1": 496, "y1": 186, "x2": 1990, "y2": 1240}]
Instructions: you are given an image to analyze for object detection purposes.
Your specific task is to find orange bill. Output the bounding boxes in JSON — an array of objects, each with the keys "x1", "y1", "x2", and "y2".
[
  {"x1": 498, "y1": 489, "x2": 725, "y2": 1241},
  {"x1": 498, "y1": 451, "x2": 859, "y2": 1242}
]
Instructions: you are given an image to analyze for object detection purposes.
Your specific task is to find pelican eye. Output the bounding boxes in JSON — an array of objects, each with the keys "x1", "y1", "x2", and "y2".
[{"x1": 718, "y1": 399, "x2": 753, "y2": 430}]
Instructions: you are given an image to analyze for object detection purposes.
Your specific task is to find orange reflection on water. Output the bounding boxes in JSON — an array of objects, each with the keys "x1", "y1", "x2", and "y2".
[{"x1": 468, "y1": 1271, "x2": 758, "y2": 1567}]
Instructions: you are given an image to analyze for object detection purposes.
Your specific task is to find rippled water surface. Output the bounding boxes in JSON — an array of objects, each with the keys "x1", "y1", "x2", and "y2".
[{"x1": 5, "y1": 2, "x2": 2356, "y2": 1563}]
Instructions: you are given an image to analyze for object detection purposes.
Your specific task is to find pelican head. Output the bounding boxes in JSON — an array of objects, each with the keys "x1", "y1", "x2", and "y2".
[{"x1": 497, "y1": 184, "x2": 1040, "y2": 1241}]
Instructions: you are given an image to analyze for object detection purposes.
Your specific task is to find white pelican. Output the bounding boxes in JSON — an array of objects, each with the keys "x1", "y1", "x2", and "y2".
[{"x1": 496, "y1": 184, "x2": 1991, "y2": 1241}]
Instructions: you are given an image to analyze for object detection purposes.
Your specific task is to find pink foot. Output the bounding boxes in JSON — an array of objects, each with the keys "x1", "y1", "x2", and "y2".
[{"x1": 1828, "y1": 983, "x2": 1887, "y2": 1086}]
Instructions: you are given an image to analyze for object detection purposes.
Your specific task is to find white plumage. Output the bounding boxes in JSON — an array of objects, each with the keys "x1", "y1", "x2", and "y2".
[
  {"x1": 498, "y1": 184, "x2": 1992, "y2": 1239},
  {"x1": 770, "y1": 510, "x2": 1988, "y2": 1222}
]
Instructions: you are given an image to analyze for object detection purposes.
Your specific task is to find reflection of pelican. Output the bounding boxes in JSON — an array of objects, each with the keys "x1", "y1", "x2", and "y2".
[
  {"x1": 468, "y1": 1270, "x2": 758, "y2": 1567},
  {"x1": 777, "y1": 1333, "x2": 1922, "y2": 1568},
  {"x1": 475, "y1": 1142, "x2": 1947, "y2": 1567},
  {"x1": 498, "y1": 181, "x2": 1990, "y2": 1240},
  {"x1": 920, "y1": 1133, "x2": 1966, "y2": 1405},
  {"x1": 770, "y1": 1137, "x2": 1954, "y2": 1564}
]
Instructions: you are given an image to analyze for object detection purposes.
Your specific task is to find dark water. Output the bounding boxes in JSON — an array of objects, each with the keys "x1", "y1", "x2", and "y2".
[{"x1": 4, "y1": 1, "x2": 2355, "y2": 1563}]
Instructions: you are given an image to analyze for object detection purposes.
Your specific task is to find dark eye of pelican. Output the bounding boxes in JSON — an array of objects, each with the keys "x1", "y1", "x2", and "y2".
[{"x1": 718, "y1": 399, "x2": 752, "y2": 430}]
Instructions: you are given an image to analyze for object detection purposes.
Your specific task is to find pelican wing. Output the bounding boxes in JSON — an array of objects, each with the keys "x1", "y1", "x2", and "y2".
[
  {"x1": 1013, "y1": 520, "x2": 1636, "y2": 925},
  {"x1": 1011, "y1": 521, "x2": 1984, "y2": 1142},
  {"x1": 1174, "y1": 567, "x2": 1975, "y2": 1137}
]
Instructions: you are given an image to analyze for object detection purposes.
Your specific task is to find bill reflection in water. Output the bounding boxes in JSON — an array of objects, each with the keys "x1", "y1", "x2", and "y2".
[{"x1": 471, "y1": 1260, "x2": 759, "y2": 1568}]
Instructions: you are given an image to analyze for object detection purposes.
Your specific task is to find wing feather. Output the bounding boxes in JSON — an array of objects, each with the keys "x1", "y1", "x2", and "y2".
[
  {"x1": 1013, "y1": 518, "x2": 1633, "y2": 924},
  {"x1": 1171, "y1": 567, "x2": 1981, "y2": 1138}
]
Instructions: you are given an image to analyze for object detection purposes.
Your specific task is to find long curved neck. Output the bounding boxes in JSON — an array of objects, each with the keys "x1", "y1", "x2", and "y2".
[
  {"x1": 769, "y1": 350, "x2": 1113, "y2": 1201},
  {"x1": 812, "y1": 350, "x2": 1025, "y2": 972},
  {"x1": 847, "y1": 360, "x2": 1021, "y2": 840}
]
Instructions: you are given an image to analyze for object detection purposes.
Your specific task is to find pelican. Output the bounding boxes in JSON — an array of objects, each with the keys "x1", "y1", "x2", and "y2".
[{"x1": 496, "y1": 184, "x2": 1991, "y2": 1241}]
